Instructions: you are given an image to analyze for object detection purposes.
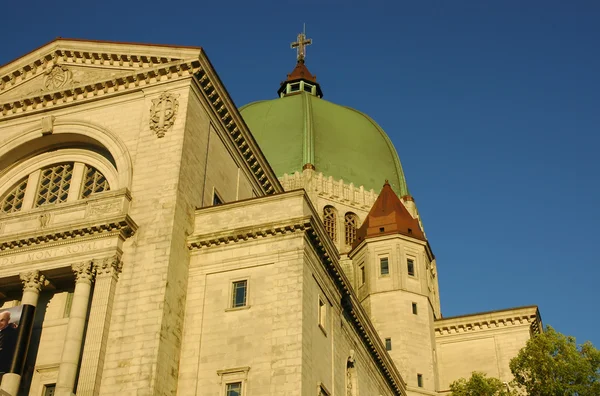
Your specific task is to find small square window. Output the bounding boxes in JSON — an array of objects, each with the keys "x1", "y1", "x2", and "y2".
[
  {"x1": 412, "y1": 302, "x2": 418, "y2": 315},
  {"x1": 385, "y1": 338, "x2": 392, "y2": 351},
  {"x1": 232, "y1": 280, "x2": 247, "y2": 308},
  {"x1": 226, "y1": 382, "x2": 242, "y2": 396},
  {"x1": 380, "y1": 257, "x2": 389, "y2": 276},
  {"x1": 318, "y1": 297, "x2": 327, "y2": 331},
  {"x1": 417, "y1": 374, "x2": 423, "y2": 387},
  {"x1": 407, "y1": 259, "x2": 415, "y2": 276},
  {"x1": 44, "y1": 384, "x2": 56, "y2": 396}
]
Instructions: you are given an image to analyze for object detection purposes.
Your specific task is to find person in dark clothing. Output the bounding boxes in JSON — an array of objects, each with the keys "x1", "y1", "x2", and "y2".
[{"x1": 0, "y1": 311, "x2": 17, "y2": 374}]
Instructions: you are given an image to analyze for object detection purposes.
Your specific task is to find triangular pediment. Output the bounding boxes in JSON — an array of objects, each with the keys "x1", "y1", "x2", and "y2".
[{"x1": 0, "y1": 38, "x2": 203, "y2": 103}]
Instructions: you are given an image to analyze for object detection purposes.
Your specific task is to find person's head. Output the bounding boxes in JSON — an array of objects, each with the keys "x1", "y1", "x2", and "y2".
[{"x1": 0, "y1": 311, "x2": 11, "y2": 330}]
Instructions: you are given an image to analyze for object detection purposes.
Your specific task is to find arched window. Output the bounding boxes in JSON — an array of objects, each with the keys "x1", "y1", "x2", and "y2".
[
  {"x1": 323, "y1": 206, "x2": 337, "y2": 242},
  {"x1": 344, "y1": 212, "x2": 359, "y2": 245},
  {"x1": 0, "y1": 159, "x2": 113, "y2": 215}
]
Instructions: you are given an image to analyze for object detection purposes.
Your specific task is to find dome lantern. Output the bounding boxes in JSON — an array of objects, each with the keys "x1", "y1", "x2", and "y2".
[{"x1": 277, "y1": 30, "x2": 323, "y2": 98}]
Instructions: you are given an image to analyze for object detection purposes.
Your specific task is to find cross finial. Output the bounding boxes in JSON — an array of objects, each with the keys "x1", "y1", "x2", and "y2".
[{"x1": 291, "y1": 25, "x2": 312, "y2": 63}]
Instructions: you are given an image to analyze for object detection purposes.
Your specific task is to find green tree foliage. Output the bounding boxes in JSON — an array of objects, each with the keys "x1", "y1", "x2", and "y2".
[
  {"x1": 509, "y1": 326, "x2": 600, "y2": 395},
  {"x1": 449, "y1": 372, "x2": 515, "y2": 396}
]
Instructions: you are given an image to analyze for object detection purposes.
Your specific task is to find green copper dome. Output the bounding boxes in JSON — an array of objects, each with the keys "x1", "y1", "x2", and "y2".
[{"x1": 240, "y1": 91, "x2": 409, "y2": 196}]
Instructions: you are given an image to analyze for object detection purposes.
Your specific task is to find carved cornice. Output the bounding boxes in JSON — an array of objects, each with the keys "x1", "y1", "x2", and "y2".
[
  {"x1": 72, "y1": 260, "x2": 95, "y2": 284},
  {"x1": 93, "y1": 254, "x2": 122, "y2": 278},
  {"x1": 0, "y1": 216, "x2": 136, "y2": 252},
  {"x1": 1, "y1": 48, "x2": 183, "y2": 93},
  {"x1": 435, "y1": 307, "x2": 541, "y2": 336},
  {"x1": 194, "y1": 64, "x2": 281, "y2": 196},
  {"x1": 187, "y1": 217, "x2": 310, "y2": 250},
  {"x1": 0, "y1": 58, "x2": 201, "y2": 118},
  {"x1": 19, "y1": 269, "x2": 47, "y2": 292}
]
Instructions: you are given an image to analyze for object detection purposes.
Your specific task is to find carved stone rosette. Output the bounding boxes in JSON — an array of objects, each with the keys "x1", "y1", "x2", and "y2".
[
  {"x1": 72, "y1": 261, "x2": 95, "y2": 284},
  {"x1": 149, "y1": 92, "x2": 179, "y2": 138},
  {"x1": 93, "y1": 255, "x2": 122, "y2": 278},
  {"x1": 19, "y1": 270, "x2": 46, "y2": 293}
]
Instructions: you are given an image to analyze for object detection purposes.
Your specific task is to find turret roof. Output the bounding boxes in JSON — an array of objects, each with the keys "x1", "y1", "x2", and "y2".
[{"x1": 353, "y1": 181, "x2": 425, "y2": 248}]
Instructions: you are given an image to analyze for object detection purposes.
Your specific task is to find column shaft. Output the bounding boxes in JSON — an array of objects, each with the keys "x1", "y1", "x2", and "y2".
[
  {"x1": 76, "y1": 256, "x2": 121, "y2": 396},
  {"x1": 55, "y1": 261, "x2": 94, "y2": 396},
  {"x1": 0, "y1": 270, "x2": 46, "y2": 396}
]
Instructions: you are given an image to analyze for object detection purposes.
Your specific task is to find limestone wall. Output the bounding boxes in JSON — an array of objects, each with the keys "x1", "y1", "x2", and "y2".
[
  {"x1": 181, "y1": 191, "x2": 403, "y2": 396},
  {"x1": 434, "y1": 306, "x2": 540, "y2": 392}
]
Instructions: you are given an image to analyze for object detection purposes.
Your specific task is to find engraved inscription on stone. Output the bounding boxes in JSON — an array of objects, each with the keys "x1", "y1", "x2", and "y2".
[
  {"x1": 149, "y1": 92, "x2": 179, "y2": 138},
  {"x1": 0, "y1": 238, "x2": 115, "y2": 266}
]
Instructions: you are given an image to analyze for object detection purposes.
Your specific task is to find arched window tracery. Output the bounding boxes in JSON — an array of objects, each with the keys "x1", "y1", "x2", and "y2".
[
  {"x1": 1, "y1": 177, "x2": 28, "y2": 214},
  {"x1": 323, "y1": 206, "x2": 337, "y2": 242},
  {"x1": 0, "y1": 157, "x2": 113, "y2": 215},
  {"x1": 344, "y1": 212, "x2": 359, "y2": 245}
]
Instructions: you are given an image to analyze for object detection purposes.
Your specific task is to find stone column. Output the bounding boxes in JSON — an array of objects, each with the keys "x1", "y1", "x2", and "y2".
[
  {"x1": 76, "y1": 255, "x2": 122, "y2": 396},
  {"x1": 0, "y1": 270, "x2": 46, "y2": 396},
  {"x1": 55, "y1": 261, "x2": 95, "y2": 396}
]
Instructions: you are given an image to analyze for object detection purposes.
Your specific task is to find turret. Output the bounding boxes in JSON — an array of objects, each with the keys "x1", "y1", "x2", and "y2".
[{"x1": 349, "y1": 181, "x2": 440, "y2": 394}]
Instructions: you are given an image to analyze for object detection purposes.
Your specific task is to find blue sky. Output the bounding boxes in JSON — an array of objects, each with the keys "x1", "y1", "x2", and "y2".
[{"x1": 2, "y1": 1, "x2": 599, "y2": 347}]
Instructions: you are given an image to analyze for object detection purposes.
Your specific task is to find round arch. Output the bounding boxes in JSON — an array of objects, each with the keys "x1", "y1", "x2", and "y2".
[{"x1": 0, "y1": 120, "x2": 132, "y2": 189}]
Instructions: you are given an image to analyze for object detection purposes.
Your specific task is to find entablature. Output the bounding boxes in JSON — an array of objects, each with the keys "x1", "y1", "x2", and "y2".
[{"x1": 435, "y1": 305, "x2": 541, "y2": 337}]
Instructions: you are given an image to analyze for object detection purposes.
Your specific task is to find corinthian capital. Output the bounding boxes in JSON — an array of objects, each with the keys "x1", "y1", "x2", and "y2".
[
  {"x1": 93, "y1": 255, "x2": 122, "y2": 278},
  {"x1": 19, "y1": 270, "x2": 47, "y2": 293},
  {"x1": 72, "y1": 261, "x2": 95, "y2": 284}
]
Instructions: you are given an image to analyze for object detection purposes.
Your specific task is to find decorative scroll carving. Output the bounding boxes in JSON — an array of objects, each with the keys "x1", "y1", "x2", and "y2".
[
  {"x1": 19, "y1": 270, "x2": 47, "y2": 293},
  {"x1": 149, "y1": 92, "x2": 179, "y2": 138},
  {"x1": 93, "y1": 255, "x2": 122, "y2": 278},
  {"x1": 43, "y1": 65, "x2": 72, "y2": 90},
  {"x1": 72, "y1": 261, "x2": 95, "y2": 284}
]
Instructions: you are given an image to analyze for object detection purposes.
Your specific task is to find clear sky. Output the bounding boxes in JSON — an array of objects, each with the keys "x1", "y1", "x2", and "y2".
[{"x1": 2, "y1": 1, "x2": 599, "y2": 347}]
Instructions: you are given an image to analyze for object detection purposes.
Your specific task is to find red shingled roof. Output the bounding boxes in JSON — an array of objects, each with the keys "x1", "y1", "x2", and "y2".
[{"x1": 353, "y1": 181, "x2": 425, "y2": 248}]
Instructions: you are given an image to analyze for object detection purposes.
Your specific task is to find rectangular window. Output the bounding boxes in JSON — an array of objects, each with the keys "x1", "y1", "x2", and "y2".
[
  {"x1": 380, "y1": 257, "x2": 389, "y2": 276},
  {"x1": 385, "y1": 338, "x2": 392, "y2": 351},
  {"x1": 359, "y1": 264, "x2": 365, "y2": 285},
  {"x1": 417, "y1": 374, "x2": 423, "y2": 388},
  {"x1": 407, "y1": 258, "x2": 415, "y2": 276},
  {"x1": 412, "y1": 302, "x2": 418, "y2": 315},
  {"x1": 318, "y1": 297, "x2": 327, "y2": 331},
  {"x1": 232, "y1": 280, "x2": 247, "y2": 308},
  {"x1": 44, "y1": 384, "x2": 56, "y2": 396},
  {"x1": 226, "y1": 382, "x2": 242, "y2": 396}
]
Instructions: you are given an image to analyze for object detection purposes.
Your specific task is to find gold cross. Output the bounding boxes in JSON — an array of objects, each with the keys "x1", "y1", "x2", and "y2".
[{"x1": 291, "y1": 29, "x2": 312, "y2": 62}]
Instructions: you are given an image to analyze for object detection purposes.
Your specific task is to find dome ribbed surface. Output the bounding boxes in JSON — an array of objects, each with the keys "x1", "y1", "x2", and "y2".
[{"x1": 240, "y1": 91, "x2": 409, "y2": 196}]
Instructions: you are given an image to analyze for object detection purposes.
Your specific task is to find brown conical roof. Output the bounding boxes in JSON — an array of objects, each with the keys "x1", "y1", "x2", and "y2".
[
  {"x1": 285, "y1": 60, "x2": 317, "y2": 83},
  {"x1": 353, "y1": 181, "x2": 425, "y2": 248}
]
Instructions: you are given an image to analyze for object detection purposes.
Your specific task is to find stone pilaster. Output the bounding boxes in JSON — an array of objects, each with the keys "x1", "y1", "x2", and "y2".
[
  {"x1": 76, "y1": 255, "x2": 122, "y2": 396},
  {"x1": 55, "y1": 261, "x2": 95, "y2": 396}
]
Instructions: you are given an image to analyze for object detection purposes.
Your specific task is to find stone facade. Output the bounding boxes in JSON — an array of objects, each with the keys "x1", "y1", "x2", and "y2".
[{"x1": 0, "y1": 39, "x2": 541, "y2": 396}]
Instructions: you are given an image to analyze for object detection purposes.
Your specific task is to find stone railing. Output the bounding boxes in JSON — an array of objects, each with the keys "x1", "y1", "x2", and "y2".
[{"x1": 279, "y1": 170, "x2": 378, "y2": 209}]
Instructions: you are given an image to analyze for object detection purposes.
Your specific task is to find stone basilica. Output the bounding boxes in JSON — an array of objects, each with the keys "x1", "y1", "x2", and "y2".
[{"x1": 0, "y1": 36, "x2": 541, "y2": 396}]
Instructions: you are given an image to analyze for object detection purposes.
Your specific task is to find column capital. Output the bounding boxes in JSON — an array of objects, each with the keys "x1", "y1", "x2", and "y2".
[
  {"x1": 72, "y1": 261, "x2": 94, "y2": 284},
  {"x1": 93, "y1": 255, "x2": 122, "y2": 278},
  {"x1": 19, "y1": 270, "x2": 47, "y2": 293}
]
